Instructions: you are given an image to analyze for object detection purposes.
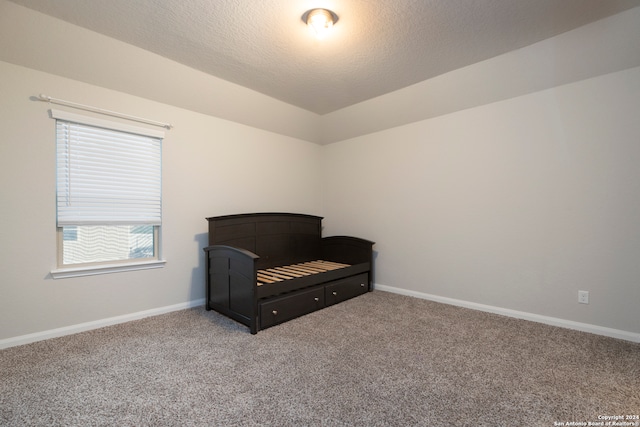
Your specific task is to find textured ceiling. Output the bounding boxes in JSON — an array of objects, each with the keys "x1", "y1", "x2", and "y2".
[{"x1": 8, "y1": 0, "x2": 640, "y2": 114}]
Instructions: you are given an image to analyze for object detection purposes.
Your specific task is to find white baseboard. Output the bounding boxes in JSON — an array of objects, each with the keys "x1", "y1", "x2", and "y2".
[
  {"x1": 375, "y1": 284, "x2": 640, "y2": 343},
  {"x1": 4, "y1": 290, "x2": 638, "y2": 348},
  {"x1": 0, "y1": 298, "x2": 206, "y2": 350}
]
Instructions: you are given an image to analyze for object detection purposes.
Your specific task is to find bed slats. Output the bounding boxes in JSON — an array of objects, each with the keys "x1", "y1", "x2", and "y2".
[{"x1": 256, "y1": 260, "x2": 350, "y2": 286}]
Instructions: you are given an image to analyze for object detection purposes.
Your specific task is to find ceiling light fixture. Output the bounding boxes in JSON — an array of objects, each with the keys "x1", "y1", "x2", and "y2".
[{"x1": 302, "y1": 8, "x2": 339, "y2": 39}]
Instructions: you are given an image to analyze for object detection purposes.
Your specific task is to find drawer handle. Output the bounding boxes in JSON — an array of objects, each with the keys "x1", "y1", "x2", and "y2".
[
  {"x1": 272, "y1": 310, "x2": 278, "y2": 316},
  {"x1": 360, "y1": 283, "x2": 365, "y2": 287},
  {"x1": 332, "y1": 291, "x2": 337, "y2": 296},
  {"x1": 314, "y1": 297, "x2": 319, "y2": 302}
]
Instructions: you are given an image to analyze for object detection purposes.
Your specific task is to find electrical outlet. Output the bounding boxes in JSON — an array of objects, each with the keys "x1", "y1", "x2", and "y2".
[{"x1": 578, "y1": 290, "x2": 589, "y2": 304}]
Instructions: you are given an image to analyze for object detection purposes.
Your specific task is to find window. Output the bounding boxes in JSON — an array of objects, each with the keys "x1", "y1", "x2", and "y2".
[{"x1": 51, "y1": 109, "x2": 165, "y2": 278}]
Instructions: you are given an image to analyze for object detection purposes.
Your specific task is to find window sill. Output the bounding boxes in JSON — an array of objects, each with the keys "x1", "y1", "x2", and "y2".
[{"x1": 51, "y1": 259, "x2": 167, "y2": 279}]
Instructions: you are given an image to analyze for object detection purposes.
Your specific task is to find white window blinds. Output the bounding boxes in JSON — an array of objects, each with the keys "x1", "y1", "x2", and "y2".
[{"x1": 54, "y1": 110, "x2": 163, "y2": 226}]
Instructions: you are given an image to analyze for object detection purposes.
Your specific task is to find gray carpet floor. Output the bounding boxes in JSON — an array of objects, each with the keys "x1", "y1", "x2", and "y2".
[{"x1": 1, "y1": 290, "x2": 639, "y2": 426}]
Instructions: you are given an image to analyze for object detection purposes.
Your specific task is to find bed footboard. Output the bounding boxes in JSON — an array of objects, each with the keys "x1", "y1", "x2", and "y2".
[
  {"x1": 204, "y1": 245, "x2": 259, "y2": 333},
  {"x1": 321, "y1": 236, "x2": 375, "y2": 289}
]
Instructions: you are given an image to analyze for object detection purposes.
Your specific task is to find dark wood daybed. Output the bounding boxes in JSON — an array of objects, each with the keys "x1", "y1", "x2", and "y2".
[{"x1": 204, "y1": 213, "x2": 375, "y2": 333}]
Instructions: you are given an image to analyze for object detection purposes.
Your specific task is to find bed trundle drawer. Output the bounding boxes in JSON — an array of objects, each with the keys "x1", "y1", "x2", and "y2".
[
  {"x1": 260, "y1": 286, "x2": 325, "y2": 329},
  {"x1": 325, "y1": 273, "x2": 369, "y2": 306}
]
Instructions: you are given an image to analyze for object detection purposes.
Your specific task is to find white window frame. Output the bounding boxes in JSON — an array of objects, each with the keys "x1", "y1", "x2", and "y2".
[{"x1": 49, "y1": 109, "x2": 166, "y2": 279}]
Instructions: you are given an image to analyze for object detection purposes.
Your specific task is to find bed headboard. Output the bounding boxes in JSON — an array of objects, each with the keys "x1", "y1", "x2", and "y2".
[{"x1": 206, "y1": 213, "x2": 323, "y2": 269}]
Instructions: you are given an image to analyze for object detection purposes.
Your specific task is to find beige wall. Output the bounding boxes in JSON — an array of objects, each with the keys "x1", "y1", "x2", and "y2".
[
  {"x1": 0, "y1": 61, "x2": 322, "y2": 340},
  {"x1": 1, "y1": 1, "x2": 639, "y2": 344},
  {"x1": 321, "y1": 66, "x2": 640, "y2": 335}
]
